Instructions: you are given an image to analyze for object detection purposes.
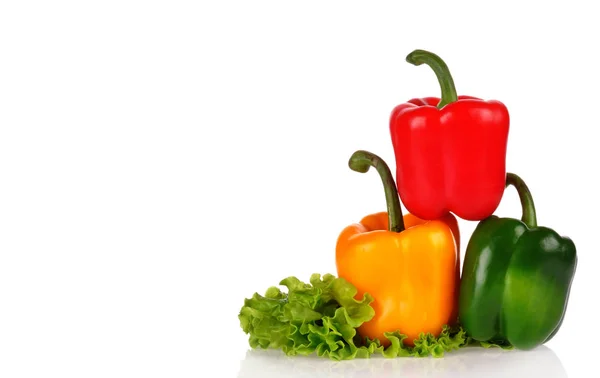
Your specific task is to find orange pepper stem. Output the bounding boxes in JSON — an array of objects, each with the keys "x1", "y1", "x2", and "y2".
[
  {"x1": 348, "y1": 150, "x2": 405, "y2": 232},
  {"x1": 505, "y1": 173, "x2": 537, "y2": 228}
]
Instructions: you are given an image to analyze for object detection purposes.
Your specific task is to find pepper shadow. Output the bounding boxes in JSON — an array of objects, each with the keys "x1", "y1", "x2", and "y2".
[{"x1": 236, "y1": 345, "x2": 567, "y2": 378}]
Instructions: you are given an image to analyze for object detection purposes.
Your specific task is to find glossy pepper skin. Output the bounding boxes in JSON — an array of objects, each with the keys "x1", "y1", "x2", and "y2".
[
  {"x1": 390, "y1": 50, "x2": 509, "y2": 221},
  {"x1": 336, "y1": 150, "x2": 460, "y2": 346},
  {"x1": 459, "y1": 173, "x2": 577, "y2": 350}
]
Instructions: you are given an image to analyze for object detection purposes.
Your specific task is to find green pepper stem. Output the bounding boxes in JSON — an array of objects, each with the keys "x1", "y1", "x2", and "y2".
[
  {"x1": 506, "y1": 173, "x2": 538, "y2": 228},
  {"x1": 406, "y1": 49, "x2": 458, "y2": 109},
  {"x1": 348, "y1": 150, "x2": 405, "y2": 233}
]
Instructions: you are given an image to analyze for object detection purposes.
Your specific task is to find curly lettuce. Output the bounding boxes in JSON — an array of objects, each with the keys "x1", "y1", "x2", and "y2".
[{"x1": 239, "y1": 273, "x2": 483, "y2": 360}]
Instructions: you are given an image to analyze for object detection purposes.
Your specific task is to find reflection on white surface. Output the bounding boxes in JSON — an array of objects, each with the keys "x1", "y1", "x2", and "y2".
[{"x1": 238, "y1": 345, "x2": 567, "y2": 378}]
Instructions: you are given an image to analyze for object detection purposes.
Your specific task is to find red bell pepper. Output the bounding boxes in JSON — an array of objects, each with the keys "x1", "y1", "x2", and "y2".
[{"x1": 389, "y1": 50, "x2": 509, "y2": 221}]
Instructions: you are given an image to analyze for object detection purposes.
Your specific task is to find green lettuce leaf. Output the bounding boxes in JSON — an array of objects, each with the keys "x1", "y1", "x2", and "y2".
[
  {"x1": 475, "y1": 339, "x2": 515, "y2": 350},
  {"x1": 358, "y1": 324, "x2": 468, "y2": 358},
  {"x1": 239, "y1": 273, "x2": 475, "y2": 360}
]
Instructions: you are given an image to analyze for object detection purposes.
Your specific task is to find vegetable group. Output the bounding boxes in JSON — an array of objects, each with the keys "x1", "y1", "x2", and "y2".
[{"x1": 239, "y1": 49, "x2": 577, "y2": 360}]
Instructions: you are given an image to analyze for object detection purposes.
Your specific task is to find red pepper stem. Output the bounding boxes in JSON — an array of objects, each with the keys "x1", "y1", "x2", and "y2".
[
  {"x1": 506, "y1": 173, "x2": 538, "y2": 228},
  {"x1": 348, "y1": 150, "x2": 405, "y2": 233},
  {"x1": 406, "y1": 49, "x2": 458, "y2": 109}
]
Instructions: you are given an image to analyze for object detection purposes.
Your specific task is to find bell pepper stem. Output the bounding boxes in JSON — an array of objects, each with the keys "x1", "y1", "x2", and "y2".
[
  {"x1": 348, "y1": 150, "x2": 405, "y2": 233},
  {"x1": 406, "y1": 49, "x2": 458, "y2": 109},
  {"x1": 506, "y1": 173, "x2": 538, "y2": 228}
]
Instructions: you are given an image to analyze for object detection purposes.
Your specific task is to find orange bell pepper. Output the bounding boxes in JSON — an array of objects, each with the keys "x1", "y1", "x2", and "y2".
[{"x1": 335, "y1": 150, "x2": 460, "y2": 346}]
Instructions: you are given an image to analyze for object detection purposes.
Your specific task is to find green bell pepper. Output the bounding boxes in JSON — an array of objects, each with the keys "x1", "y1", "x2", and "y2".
[{"x1": 459, "y1": 173, "x2": 577, "y2": 350}]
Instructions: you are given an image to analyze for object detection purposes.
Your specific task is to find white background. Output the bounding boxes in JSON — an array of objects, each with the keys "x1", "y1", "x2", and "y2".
[{"x1": 1, "y1": 1, "x2": 597, "y2": 377}]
